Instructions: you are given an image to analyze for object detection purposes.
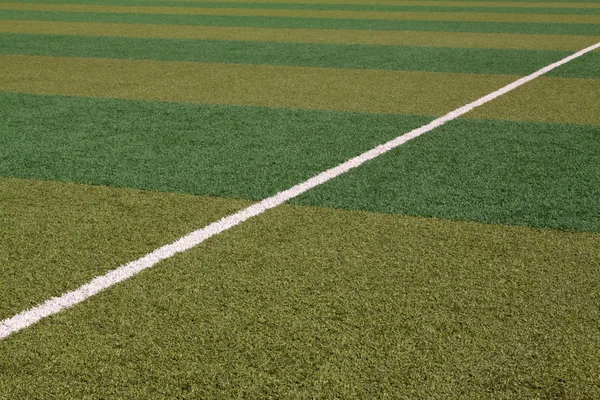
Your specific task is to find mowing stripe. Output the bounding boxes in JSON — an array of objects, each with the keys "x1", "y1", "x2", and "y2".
[
  {"x1": 6, "y1": 34, "x2": 595, "y2": 77},
  {"x1": 467, "y1": 76, "x2": 600, "y2": 124},
  {"x1": 7, "y1": 1, "x2": 600, "y2": 15},
  {"x1": 2, "y1": 20, "x2": 599, "y2": 50},
  {"x1": 159, "y1": 0, "x2": 600, "y2": 8},
  {"x1": 3, "y1": 12, "x2": 600, "y2": 36},
  {"x1": 3, "y1": 54, "x2": 599, "y2": 120},
  {"x1": 7, "y1": 33, "x2": 600, "y2": 77},
  {"x1": 1, "y1": 40, "x2": 598, "y2": 341},
  {"x1": 0, "y1": 55, "x2": 518, "y2": 115},
  {"x1": 1, "y1": 3, "x2": 600, "y2": 23}
]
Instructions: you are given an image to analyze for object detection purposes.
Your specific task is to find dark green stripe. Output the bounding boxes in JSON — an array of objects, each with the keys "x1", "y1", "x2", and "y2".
[
  {"x1": 2, "y1": 10, "x2": 600, "y2": 35},
  {"x1": 546, "y1": 51, "x2": 600, "y2": 78},
  {"x1": 3, "y1": 33, "x2": 594, "y2": 77},
  {"x1": 2, "y1": 92, "x2": 599, "y2": 233},
  {"x1": 6, "y1": 0, "x2": 600, "y2": 14},
  {"x1": 295, "y1": 118, "x2": 600, "y2": 233},
  {"x1": 0, "y1": 91, "x2": 429, "y2": 200}
]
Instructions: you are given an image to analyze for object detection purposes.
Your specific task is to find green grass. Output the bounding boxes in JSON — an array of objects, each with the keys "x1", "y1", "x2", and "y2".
[
  {"x1": 7, "y1": 0, "x2": 600, "y2": 14},
  {"x1": 3, "y1": 10, "x2": 600, "y2": 35},
  {"x1": 2, "y1": 92, "x2": 598, "y2": 233},
  {"x1": 0, "y1": 92, "x2": 429, "y2": 199},
  {"x1": 1, "y1": 0, "x2": 599, "y2": 398},
  {"x1": 1, "y1": 204, "x2": 599, "y2": 398},
  {"x1": 295, "y1": 118, "x2": 600, "y2": 233},
  {"x1": 3, "y1": 33, "x2": 598, "y2": 77}
]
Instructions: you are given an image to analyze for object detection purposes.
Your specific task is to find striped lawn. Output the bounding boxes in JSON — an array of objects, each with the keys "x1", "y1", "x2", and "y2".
[
  {"x1": 0, "y1": 92, "x2": 429, "y2": 199},
  {"x1": 147, "y1": 0, "x2": 600, "y2": 6},
  {"x1": 2, "y1": 92, "x2": 599, "y2": 233},
  {"x1": 5, "y1": 0, "x2": 600, "y2": 14},
  {"x1": 295, "y1": 118, "x2": 600, "y2": 233},
  {"x1": 1, "y1": 202, "x2": 599, "y2": 398},
  {"x1": 0, "y1": 177, "x2": 250, "y2": 320},
  {"x1": 2, "y1": 54, "x2": 599, "y2": 123},
  {"x1": 3, "y1": 10, "x2": 600, "y2": 35},
  {"x1": 3, "y1": 19, "x2": 600, "y2": 50},
  {"x1": 467, "y1": 76, "x2": 600, "y2": 124},
  {"x1": 1, "y1": 0, "x2": 599, "y2": 398},
  {"x1": 9, "y1": 0, "x2": 600, "y2": 7},
  {"x1": 0, "y1": 54, "x2": 521, "y2": 115},
  {"x1": 3, "y1": 3, "x2": 600, "y2": 24},
  {"x1": 4, "y1": 33, "x2": 599, "y2": 77}
]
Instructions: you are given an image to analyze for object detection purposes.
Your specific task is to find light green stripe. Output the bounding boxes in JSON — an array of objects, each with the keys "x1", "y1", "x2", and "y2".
[
  {"x1": 3, "y1": 10, "x2": 600, "y2": 36},
  {"x1": 0, "y1": 54, "x2": 518, "y2": 115},
  {"x1": 162, "y1": 0, "x2": 600, "y2": 7},
  {"x1": 1, "y1": 3, "x2": 600, "y2": 23},
  {"x1": 2, "y1": 200, "x2": 598, "y2": 397},
  {"x1": 0, "y1": 177, "x2": 250, "y2": 320},
  {"x1": 6, "y1": 0, "x2": 600, "y2": 14},
  {"x1": 469, "y1": 76, "x2": 600, "y2": 125},
  {"x1": 2, "y1": 19, "x2": 599, "y2": 50}
]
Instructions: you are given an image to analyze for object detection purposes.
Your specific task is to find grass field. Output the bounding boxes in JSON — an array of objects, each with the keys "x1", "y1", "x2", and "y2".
[{"x1": 0, "y1": 0, "x2": 599, "y2": 398}]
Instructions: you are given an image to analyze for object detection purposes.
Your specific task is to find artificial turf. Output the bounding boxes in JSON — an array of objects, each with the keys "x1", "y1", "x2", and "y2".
[
  {"x1": 3, "y1": 21, "x2": 600, "y2": 51},
  {"x1": 2, "y1": 92, "x2": 598, "y2": 233},
  {"x1": 0, "y1": 177, "x2": 250, "y2": 320},
  {"x1": 294, "y1": 118, "x2": 600, "y2": 233},
  {"x1": 3, "y1": 3, "x2": 600, "y2": 24},
  {"x1": 467, "y1": 75, "x2": 600, "y2": 125},
  {"x1": 1, "y1": 204, "x2": 599, "y2": 398},
  {"x1": 0, "y1": 54, "x2": 519, "y2": 114},
  {"x1": 2, "y1": 0, "x2": 599, "y2": 397},
  {"x1": 5, "y1": 0, "x2": 600, "y2": 14},
  {"x1": 3, "y1": 33, "x2": 597, "y2": 77},
  {"x1": 0, "y1": 92, "x2": 429, "y2": 198},
  {"x1": 3, "y1": 10, "x2": 600, "y2": 35}
]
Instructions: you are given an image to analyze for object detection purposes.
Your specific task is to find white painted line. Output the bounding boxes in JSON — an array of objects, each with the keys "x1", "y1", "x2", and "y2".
[{"x1": 2, "y1": 41, "x2": 599, "y2": 341}]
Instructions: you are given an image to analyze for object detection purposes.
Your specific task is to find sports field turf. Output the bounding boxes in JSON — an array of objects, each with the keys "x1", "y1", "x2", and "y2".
[{"x1": 0, "y1": 0, "x2": 599, "y2": 398}]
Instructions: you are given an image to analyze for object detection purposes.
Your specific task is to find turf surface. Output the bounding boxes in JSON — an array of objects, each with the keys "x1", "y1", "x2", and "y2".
[
  {"x1": 2, "y1": 0, "x2": 599, "y2": 397},
  {"x1": 468, "y1": 75, "x2": 600, "y2": 124},
  {"x1": 0, "y1": 92, "x2": 429, "y2": 198},
  {"x1": 3, "y1": 20, "x2": 600, "y2": 51},
  {"x1": 2, "y1": 33, "x2": 589, "y2": 76},
  {"x1": 0, "y1": 54, "x2": 520, "y2": 114},
  {"x1": 3, "y1": 3, "x2": 600, "y2": 24},
  {"x1": 10, "y1": 0, "x2": 600, "y2": 6},
  {"x1": 0, "y1": 177, "x2": 249, "y2": 320},
  {"x1": 6, "y1": 0, "x2": 600, "y2": 14},
  {"x1": 295, "y1": 118, "x2": 600, "y2": 233},
  {"x1": 3, "y1": 10, "x2": 600, "y2": 35},
  {"x1": 1, "y1": 204, "x2": 599, "y2": 398},
  {"x1": 2, "y1": 92, "x2": 598, "y2": 233}
]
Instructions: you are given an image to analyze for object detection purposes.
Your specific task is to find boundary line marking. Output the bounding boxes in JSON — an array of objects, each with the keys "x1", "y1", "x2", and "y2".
[{"x1": 2, "y1": 40, "x2": 599, "y2": 341}]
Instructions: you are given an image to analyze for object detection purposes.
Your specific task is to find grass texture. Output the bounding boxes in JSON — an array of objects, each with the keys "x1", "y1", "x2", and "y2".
[
  {"x1": 3, "y1": 10, "x2": 600, "y2": 35},
  {"x1": 1, "y1": 33, "x2": 591, "y2": 77},
  {"x1": 3, "y1": 20, "x2": 600, "y2": 51},
  {"x1": 0, "y1": 177, "x2": 249, "y2": 320},
  {"x1": 9, "y1": 0, "x2": 600, "y2": 6},
  {"x1": 1, "y1": 204, "x2": 599, "y2": 398},
  {"x1": 6, "y1": 0, "x2": 600, "y2": 14},
  {"x1": 0, "y1": 54, "x2": 519, "y2": 115},
  {"x1": 2, "y1": 92, "x2": 599, "y2": 233},
  {"x1": 3, "y1": 3, "x2": 600, "y2": 24},
  {"x1": 295, "y1": 118, "x2": 600, "y2": 233},
  {"x1": 0, "y1": 92, "x2": 429, "y2": 198},
  {"x1": 467, "y1": 75, "x2": 600, "y2": 125},
  {"x1": 1, "y1": 0, "x2": 599, "y2": 398}
]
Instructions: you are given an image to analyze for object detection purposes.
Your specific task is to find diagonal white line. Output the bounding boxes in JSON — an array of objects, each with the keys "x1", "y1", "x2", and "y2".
[{"x1": 2, "y1": 41, "x2": 599, "y2": 341}]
